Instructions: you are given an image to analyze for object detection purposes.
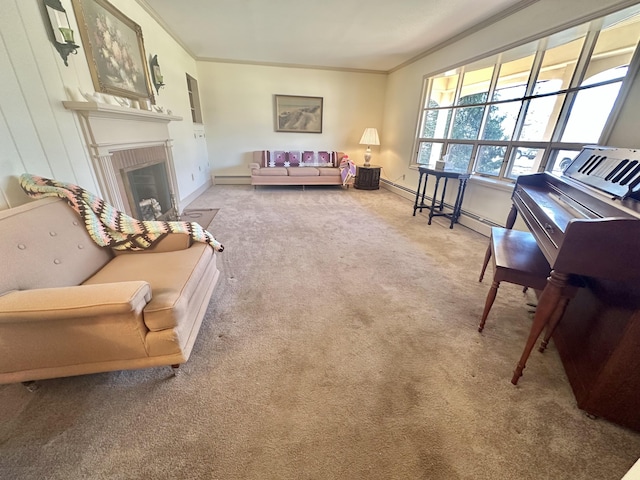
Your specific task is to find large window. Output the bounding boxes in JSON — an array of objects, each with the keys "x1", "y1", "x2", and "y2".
[{"x1": 415, "y1": 5, "x2": 640, "y2": 181}]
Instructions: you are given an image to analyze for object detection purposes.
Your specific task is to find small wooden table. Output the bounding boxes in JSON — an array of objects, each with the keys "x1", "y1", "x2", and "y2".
[
  {"x1": 354, "y1": 165, "x2": 381, "y2": 190},
  {"x1": 412, "y1": 166, "x2": 470, "y2": 229}
]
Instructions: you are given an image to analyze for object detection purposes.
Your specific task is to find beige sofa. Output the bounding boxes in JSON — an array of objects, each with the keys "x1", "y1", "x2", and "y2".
[
  {"x1": 250, "y1": 150, "x2": 347, "y2": 187},
  {"x1": 0, "y1": 197, "x2": 220, "y2": 385}
]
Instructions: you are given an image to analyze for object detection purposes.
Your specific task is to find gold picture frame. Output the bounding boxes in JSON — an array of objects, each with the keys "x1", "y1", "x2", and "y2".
[
  {"x1": 274, "y1": 95, "x2": 323, "y2": 133},
  {"x1": 71, "y1": 0, "x2": 154, "y2": 102}
]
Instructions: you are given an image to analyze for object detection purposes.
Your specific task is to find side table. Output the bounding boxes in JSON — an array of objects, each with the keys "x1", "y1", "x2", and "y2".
[
  {"x1": 412, "y1": 166, "x2": 470, "y2": 229},
  {"x1": 354, "y1": 165, "x2": 381, "y2": 190}
]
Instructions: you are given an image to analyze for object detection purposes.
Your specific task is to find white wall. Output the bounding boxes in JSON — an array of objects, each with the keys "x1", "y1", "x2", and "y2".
[
  {"x1": 379, "y1": 0, "x2": 640, "y2": 230},
  {"x1": 3, "y1": 0, "x2": 640, "y2": 228},
  {"x1": 196, "y1": 62, "x2": 387, "y2": 180},
  {"x1": 0, "y1": 0, "x2": 207, "y2": 209}
]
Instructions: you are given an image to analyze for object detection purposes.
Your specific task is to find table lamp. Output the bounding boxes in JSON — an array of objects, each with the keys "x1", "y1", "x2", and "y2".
[{"x1": 359, "y1": 128, "x2": 380, "y2": 167}]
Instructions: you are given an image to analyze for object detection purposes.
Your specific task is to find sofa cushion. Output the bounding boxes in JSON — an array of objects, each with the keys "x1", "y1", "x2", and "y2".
[
  {"x1": 256, "y1": 167, "x2": 289, "y2": 176},
  {"x1": 288, "y1": 167, "x2": 319, "y2": 177},
  {"x1": 82, "y1": 243, "x2": 214, "y2": 332},
  {"x1": 318, "y1": 167, "x2": 341, "y2": 177}
]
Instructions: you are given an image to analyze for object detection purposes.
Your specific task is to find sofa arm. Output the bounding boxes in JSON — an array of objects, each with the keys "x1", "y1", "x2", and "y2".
[
  {"x1": 249, "y1": 162, "x2": 261, "y2": 172},
  {"x1": 0, "y1": 282, "x2": 151, "y2": 323}
]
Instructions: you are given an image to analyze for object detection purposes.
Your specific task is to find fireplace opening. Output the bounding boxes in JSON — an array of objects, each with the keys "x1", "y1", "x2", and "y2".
[{"x1": 124, "y1": 162, "x2": 173, "y2": 221}]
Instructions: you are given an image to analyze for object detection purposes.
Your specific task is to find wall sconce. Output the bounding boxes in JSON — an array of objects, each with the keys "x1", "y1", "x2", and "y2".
[
  {"x1": 42, "y1": 0, "x2": 80, "y2": 67},
  {"x1": 150, "y1": 55, "x2": 165, "y2": 95}
]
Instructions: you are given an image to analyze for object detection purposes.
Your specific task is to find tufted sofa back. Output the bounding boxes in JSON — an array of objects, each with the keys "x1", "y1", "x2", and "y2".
[{"x1": 0, "y1": 197, "x2": 113, "y2": 294}]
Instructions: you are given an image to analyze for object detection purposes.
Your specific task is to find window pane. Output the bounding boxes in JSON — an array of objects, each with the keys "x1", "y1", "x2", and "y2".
[
  {"x1": 475, "y1": 146, "x2": 507, "y2": 176},
  {"x1": 427, "y1": 73, "x2": 459, "y2": 108},
  {"x1": 450, "y1": 106, "x2": 484, "y2": 139},
  {"x1": 445, "y1": 144, "x2": 473, "y2": 171},
  {"x1": 561, "y1": 81, "x2": 622, "y2": 143},
  {"x1": 548, "y1": 149, "x2": 580, "y2": 176},
  {"x1": 584, "y1": 8, "x2": 640, "y2": 83},
  {"x1": 421, "y1": 108, "x2": 451, "y2": 138},
  {"x1": 534, "y1": 37, "x2": 585, "y2": 94},
  {"x1": 482, "y1": 101, "x2": 521, "y2": 140},
  {"x1": 492, "y1": 55, "x2": 535, "y2": 101},
  {"x1": 519, "y1": 94, "x2": 565, "y2": 141},
  {"x1": 458, "y1": 66, "x2": 494, "y2": 105},
  {"x1": 507, "y1": 147, "x2": 544, "y2": 179},
  {"x1": 417, "y1": 142, "x2": 443, "y2": 166}
]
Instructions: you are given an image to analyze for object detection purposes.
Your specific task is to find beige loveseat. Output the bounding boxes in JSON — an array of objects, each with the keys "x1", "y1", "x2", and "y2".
[
  {"x1": 0, "y1": 197, "x2": 220, "y2": 385},
  {"x1": 250, "y1": 150, "x2": 348, "y2": 186}
]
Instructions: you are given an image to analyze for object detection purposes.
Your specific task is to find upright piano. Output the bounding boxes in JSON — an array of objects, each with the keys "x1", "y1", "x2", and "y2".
[{"x1": 507, "y1": 145, "x2": 640, "y2": 431}]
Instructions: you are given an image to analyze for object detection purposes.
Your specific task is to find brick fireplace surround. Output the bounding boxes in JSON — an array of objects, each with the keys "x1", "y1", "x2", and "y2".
[{"x1": 63, "y1": 101, "x2": 182, "y2": 219}]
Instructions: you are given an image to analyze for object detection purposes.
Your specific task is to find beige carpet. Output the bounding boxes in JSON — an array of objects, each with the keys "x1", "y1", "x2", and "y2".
[{"x1": 1, "y1": 185, "x2": 639, "y2": 480}]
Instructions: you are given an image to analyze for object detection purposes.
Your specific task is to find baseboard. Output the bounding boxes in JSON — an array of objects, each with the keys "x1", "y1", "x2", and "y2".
[
  {"x1": 181, "y1": 179, "x2": 213, "y2": 210},
  {"x1": 381, "y1": 179, "x2": 494, "y2": 237},
  {"x1": 212, "y1": 175, "x2": 251, "y2": 185}
]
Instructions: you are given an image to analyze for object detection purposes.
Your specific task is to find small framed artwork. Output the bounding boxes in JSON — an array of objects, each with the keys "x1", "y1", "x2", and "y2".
[
  {"x1": 274, "y1": 95, "x2": 323, "y2": 133},
  {"x1": 71, "y1": 0, "x2": 154, "y2": 102}
]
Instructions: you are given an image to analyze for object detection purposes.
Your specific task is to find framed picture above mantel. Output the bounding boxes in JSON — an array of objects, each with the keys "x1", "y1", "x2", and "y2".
[
  {"x1": 274, "y1": 95, "x2": 323, "y2": 133},
  {"x1": 71, "y1": 0, "x2": 154, "y2": 103}
]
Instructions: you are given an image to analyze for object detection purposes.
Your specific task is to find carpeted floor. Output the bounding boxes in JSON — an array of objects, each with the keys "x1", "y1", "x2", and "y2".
[{"x1": 1, "y1": 184, "x2": 639, "y2": 479}]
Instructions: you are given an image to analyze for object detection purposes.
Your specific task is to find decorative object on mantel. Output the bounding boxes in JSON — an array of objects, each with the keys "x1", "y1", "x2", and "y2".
[
  {"x1": 150, "y1": 55, "x2": 165, "y2": 95},
  {"x1": 42, "y1": 0, "x2": 80, "y2": 66},
  {"x1": 70, "y1": 0, "x2": 154, "y2": 103},
  {"x1": 359, "y1": 127, "x2": 380, "y2": 167},
  {"x1": 274, "y1": 95, "x2": 323, "y2": 133}
]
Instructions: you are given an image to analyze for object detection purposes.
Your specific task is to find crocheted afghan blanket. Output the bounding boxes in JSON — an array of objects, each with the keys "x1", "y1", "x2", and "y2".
[{"x1": 20, "y1": 174, "x2": 224, "y2": 252}]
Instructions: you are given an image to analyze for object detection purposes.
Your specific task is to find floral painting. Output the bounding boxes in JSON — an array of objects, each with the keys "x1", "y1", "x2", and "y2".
[{"x1": 71, "y1": 0, "x2": 153, "y2": 101}]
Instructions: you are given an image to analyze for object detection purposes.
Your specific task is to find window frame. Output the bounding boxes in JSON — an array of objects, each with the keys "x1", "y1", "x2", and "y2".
[{"x1": 411, "y1": 6, "x2": 640, "y2": 182}]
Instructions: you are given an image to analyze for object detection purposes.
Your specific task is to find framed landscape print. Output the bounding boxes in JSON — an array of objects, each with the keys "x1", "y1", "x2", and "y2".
[
  {"x1": 274, "y1": 95, "x2": 323, "y2": 133},
  {"x1": 71, "y1": 0, "x2": 154, "y2": 102}
]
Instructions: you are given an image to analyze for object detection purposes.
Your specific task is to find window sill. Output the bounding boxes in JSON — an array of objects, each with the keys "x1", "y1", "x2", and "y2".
[
  {"x1": 468, "y1": 175, "x2": 515, "y2": 193},
  {"x1": 409, "y1": 165, "x2": 515, "y2": 193}
]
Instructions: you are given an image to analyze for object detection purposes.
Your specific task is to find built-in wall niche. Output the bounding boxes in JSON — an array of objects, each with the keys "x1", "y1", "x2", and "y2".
[
  {"x1": 186, "y1": 73, "x2": 203, "y2": 123},
  {"x1": 124, "y1": 162, "x2": 173, "y2": 221}
]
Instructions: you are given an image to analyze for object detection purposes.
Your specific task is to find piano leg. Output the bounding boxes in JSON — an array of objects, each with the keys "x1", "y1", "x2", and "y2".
[
  {"x1": 511, "y1": 270, "x2": 569, "y2": 385},
  {"x1": 539, "y1": 297, "x2": 570, "y2": 353}
]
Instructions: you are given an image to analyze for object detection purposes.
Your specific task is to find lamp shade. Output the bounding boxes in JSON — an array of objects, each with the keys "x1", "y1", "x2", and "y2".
[{"x1": 359, "y1": 128, "x2": 380, "y2": 146}]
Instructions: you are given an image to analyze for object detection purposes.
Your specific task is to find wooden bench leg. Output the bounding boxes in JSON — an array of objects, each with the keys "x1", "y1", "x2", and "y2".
[
  {"x1": 479, "y1": 243, "x2": 492, "y2": 282},
  {"x1": 479, "y1": 280, "x2": 500, "y2": 332}
]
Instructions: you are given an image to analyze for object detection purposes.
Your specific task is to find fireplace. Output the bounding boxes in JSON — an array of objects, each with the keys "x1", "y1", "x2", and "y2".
[
  {"x1": 62, "y1": 101, "x2": 182, "y2": 218},
  {"x1": 110, "y1": 145, "x2": 176, "y2": 220},
  {"x1": 125, "y1": 163, "x2": 172, "y2": 220}
]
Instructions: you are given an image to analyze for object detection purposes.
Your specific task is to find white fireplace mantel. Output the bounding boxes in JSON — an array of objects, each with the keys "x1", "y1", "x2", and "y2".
[{"x1": 63, "y1": 100, "x2": 183, "y2": 215}]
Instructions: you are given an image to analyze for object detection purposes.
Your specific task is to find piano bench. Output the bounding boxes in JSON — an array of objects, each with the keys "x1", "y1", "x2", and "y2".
[{"x1": 478, "y1": 227, "x2": 551, "y2": 333}]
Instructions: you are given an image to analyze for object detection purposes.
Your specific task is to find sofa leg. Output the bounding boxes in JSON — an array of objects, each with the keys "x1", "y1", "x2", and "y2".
[
  {"x1": 170, "y1": 364, "x2": 181, "y2": 376},
  {"x1": 22, "y1": 381, "x2": 39, "y2": 392}
]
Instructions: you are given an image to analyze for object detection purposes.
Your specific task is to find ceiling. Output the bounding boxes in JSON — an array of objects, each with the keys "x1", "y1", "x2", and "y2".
[{"x1": 140, "y1": 0, "x2": 535, "y2": 72}]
